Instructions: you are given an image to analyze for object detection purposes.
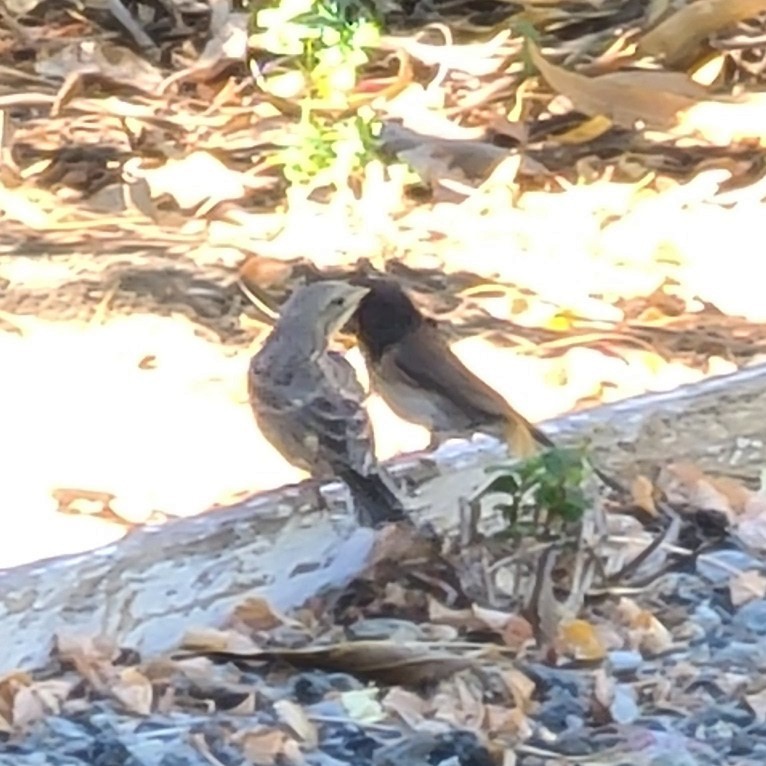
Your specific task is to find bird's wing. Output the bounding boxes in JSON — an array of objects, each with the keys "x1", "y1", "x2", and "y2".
[
  {"x1": 388, "y1": 325, "x2": 554, "y2": 448},
  {"x1": 249, "y1": 346, "x2": 376, "y2": 477},
  {"x1": 316, "y1": 351, "x2": 376, "y2": 474}
]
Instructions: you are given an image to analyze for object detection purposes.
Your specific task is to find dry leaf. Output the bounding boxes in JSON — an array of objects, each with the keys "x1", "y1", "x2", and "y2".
[
  {"x1": 11, "y1": 680, "x2": 71, "y2": 728},
  {"x1": 340, "y1": 688, "x2": 384, "y2": 723},
  {"x1": 141, "y1": 152, "x2": 247, "y2": 209},
  {"x1": 618, "y1": 598, "x2": 673, "y2": 654},
  {"x1": 182, "y1": 628, "x2": 260, "y2": 654},
  {"x1": 432, "y1": 674, "x2": 485, "y2": 729},
  {"x1": 238, "y1": 728, "x2": 289, "y2": 765},
  {"x1": 639, "y1": 0, "x2": 766, "y2": 67},
  {"x1": 659, "y1": 461, "x2": 751, "y2": 522},
  {"x1": 228, "y1": 596, "x2": 288, "y2": 633},
  {"x1": 593, "y1": 667, "x2": 614, "y2": 709},
  {"x1": 631, "y1": 475, "x2": 657, "y2": 517},
  {"x1": 11, "y1": 685, "x2": 47, "y2": 729},
  {"x1": 0, "y1": 671, "x2": 31, "y2": 726},
  {"x1": 471, "y1": 604, "x2": 513, "y2": 632},
  {"x1": 501, "y1": 669, "x2": 536, "y2": 713},
  {"x1": 746, "y1": 688, "x2": 766, "y2": 724},
  {"x1": 530, "y1": 41, "x2": 706, "y2": 131},
  {"x1": 192, "y1": 640, "x2": 480, "y2": 686},
  {"x1": 555, "y1": 619, "x2": 607, "y2": 661},
  {"x1": 381, "y1": 687, "x2": 427, "y2": 726},
  {"x1": 428, "y1": 598, "x2": 478, "y2": 629},
  {"x1": 274, "y1": 699, "x2": 318, "y2": 747},
  {"x1": 730, "y1": 570, "x2": 766, "y2": 607},
  {"x1": 501, "y1": 615, "x2": 535, "y2": 652},
  {"x1": 112, "y1": 668, "x2": 153, "y2": 716}
]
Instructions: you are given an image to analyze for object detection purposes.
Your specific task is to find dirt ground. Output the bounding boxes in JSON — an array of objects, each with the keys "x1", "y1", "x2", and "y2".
[{"x1": 0, "y1": 235, "x2": 762, "y2": 570}]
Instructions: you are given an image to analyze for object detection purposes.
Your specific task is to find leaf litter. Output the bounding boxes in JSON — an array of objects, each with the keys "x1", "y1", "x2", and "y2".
[
  {"x1": 5, "y1": 0, "x2": 766, "y2": 763},
  {"x1": 4, "y1": 463, "x2": 766, "y2": 763}
]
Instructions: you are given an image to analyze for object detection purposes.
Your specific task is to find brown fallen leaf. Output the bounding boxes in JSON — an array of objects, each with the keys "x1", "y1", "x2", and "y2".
[
  {"x1": 529, "y1": 41, "x2": 707, "y2": 131},
  {"x1": 618, "y1": 598, "x2": 673, "y2": 654},
  {"x1": 185, "y1": 640, "x2": 485, "y2": 685},
  {"x1": 659, "y1": 461, "x2": 751, "y2": 522},
  {"x1": 274, "y1": 699, "x2": 318, "y2": 749},
  {"x1": 235, "y1": 728, "x2": 290, "y2": 765},
  {"x1": 639, "y1": 0, "x2": 766, "y2": 67},
  {"x1": 730, "y1": 569, "x2": 766, "y2": 607},
  {"x1": 555, "y1": 619, "x2": 607, "y2": 661},
  {"x1": 228, "y1": 596, "x2": 291, "y2": 634},
  {"x1": 112, "y1": 667, "x2": 153, "y2": 716},
  {"x1": 12, "y1": 680, "x2": 72, "y2": 728},
  {"x1": 182, "y1": 628, "x2": 260, "y2": 654},
  {"x1": 381, "y1": 687, "x2": 427, "y2": 726},
  {"x1": 631, "y1": 475, "x2": 658, "y2": 517}
]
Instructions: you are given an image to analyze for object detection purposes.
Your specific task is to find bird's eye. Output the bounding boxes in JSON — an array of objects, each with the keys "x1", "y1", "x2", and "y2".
[{"x1": 331, "y1": 297, "x2": 346, "y2": 307}]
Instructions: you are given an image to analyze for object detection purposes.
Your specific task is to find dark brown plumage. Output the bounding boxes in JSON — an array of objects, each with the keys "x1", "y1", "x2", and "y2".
[{"x1": 352, "y1": 280, "x2": 553, "y2": 457}]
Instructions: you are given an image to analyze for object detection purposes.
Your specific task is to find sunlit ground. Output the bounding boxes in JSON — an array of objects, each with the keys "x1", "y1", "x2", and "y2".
[{"x1": 1, "y1": 177, "x2": 758, "y2": 568}]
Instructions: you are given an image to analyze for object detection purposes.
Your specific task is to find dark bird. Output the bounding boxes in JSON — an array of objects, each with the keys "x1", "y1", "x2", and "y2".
[
  {"x1": 248, "y1": 280, "x2": 406, "y2": 526},
  {"x1": 351, "y1": 279, "x2": 554, "y2": 457}
]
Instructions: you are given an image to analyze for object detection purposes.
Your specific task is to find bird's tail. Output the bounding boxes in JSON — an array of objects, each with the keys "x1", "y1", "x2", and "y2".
[
  {"x1": 505, "y1": 417, "x2": 626, "y2": 495},
  {"x1": 504, "y1": 415, "x2": 554, "y2": 458},
  {"x1": 339, "y1": 469, "x2": 407, "y2": 527}
]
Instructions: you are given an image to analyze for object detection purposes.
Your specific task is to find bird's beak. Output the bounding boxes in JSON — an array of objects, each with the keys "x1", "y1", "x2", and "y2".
[
  {"x1": 337, "y1": 285, "x2": 370, "y2": 326},
  {"x1": 333, "y1": 285, "x2": 370, "y2": 341}
]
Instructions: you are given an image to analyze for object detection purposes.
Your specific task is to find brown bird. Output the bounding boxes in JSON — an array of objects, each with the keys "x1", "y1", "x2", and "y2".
[
  {"x1": 351, "y1": 279, "x2": 554, "y2": 457},
  {"x1": 248, "y1": 280, "x2": 406, "y2": 526}
]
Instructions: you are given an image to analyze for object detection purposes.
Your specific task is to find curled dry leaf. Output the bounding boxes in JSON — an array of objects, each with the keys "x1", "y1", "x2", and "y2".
[
  {"x1": 471, "y1": 604, "x2": 514, "y2": 632},
  {"x1": 428, "y1": 598, "x2": 477, "y2": 629}
]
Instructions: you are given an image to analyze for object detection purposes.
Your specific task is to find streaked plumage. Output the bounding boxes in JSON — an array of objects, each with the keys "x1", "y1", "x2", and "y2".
[{"x1": 248, "y1": 280, "x2": 405, "y2": 525}]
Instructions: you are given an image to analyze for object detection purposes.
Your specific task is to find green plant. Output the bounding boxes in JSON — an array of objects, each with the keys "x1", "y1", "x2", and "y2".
[
  {"x1": 483, "y1": 447, "x2": 589, "y2": 536},
  {"x1": 255, "y1": 0, "x2": 379, "y2": 100},
  {"x1": 278, "y1": 106, "x2": 380, "y2": 187},
  {"x1": 250, "y1": 0, "x2": 382, "y2": 186}
]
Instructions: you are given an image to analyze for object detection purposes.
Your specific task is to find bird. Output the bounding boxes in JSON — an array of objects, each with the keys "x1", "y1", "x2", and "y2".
[
  {"x1": 247, "y1": 280, "x2": 406, "y2": 526},
  {"x1": 351, "y1": 279, "x2": 626, "y2": 495},
  {"x1": 350, "y1": 278, "x2": 556, "y2": 457}
]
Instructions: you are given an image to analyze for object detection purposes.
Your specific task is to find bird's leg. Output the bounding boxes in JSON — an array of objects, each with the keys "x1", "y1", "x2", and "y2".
[{"x1": 458, "y1": 495, "x2": 483, "y2": 545}]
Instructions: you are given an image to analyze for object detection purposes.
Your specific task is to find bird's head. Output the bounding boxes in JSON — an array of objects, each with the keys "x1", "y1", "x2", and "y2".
[
  {"x1": 351, "y1": 279, "x2": 424, "y2": 360},
  {"x1": 276, "y1": 280, "x2": 371, "y2": 354}
]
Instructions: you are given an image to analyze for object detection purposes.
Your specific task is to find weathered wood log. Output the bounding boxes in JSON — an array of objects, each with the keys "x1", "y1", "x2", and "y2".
[{"x1": 3, "y1": 363, "x2": 766, "y2": 673}]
